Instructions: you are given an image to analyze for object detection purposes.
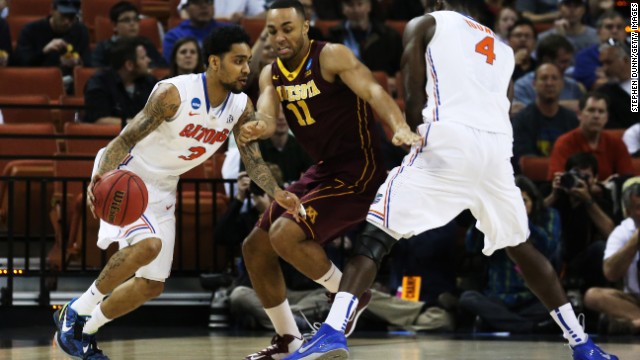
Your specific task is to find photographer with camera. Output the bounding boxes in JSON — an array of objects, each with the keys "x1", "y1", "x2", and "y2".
[
  {"x1": 546, "y1": 152, "x2": 615, "y2": 293},
  {"x1": 583, "y1": 178, "x2": 640, "y2": 335}
]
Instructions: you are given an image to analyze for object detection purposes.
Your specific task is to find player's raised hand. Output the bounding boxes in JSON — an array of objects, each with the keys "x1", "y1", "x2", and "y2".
[
  {"x1": 238, "y1": 119, "x2": 267, "y2": 144},
  {"x1": 392, "y1": 126, "x2": 422, "y2": 147},
  {"x1": 273, "y1": 189, "x2": 305, "y2": 222}
]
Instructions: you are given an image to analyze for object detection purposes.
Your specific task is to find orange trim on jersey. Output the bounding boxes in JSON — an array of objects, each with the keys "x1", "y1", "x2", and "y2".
[
  {"x1": 276, "y1": 41, "x2": 314, "y2": 81},
  {"x1": 369, "y1": 209, "x2": 386, "y2": 218},
  {"x1": 297, "y1": 215, "x2": 316, "y2": 240}
]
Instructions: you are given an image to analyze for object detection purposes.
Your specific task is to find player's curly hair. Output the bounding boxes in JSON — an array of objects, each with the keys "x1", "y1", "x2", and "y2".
[{"x1": 203, "y1": 26, "x2": 251, "y2": 60}]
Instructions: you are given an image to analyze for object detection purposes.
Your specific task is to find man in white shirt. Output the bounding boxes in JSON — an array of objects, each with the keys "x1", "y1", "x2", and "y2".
[
  {"x1": 178, "y1": 0, "x2": 265, "y2": 22},
  {"x1": 584, "y1": 178, "x2": 640, "y2": 333}
]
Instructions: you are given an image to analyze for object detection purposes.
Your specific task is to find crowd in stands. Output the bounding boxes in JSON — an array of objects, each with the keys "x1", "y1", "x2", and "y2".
[{"x1": 0, "y1": 0, "x2": 638, "y2": 337}]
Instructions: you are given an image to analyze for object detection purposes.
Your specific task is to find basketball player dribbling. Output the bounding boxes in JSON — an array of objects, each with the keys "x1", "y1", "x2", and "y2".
[
  {"x1": 237, "y1": 1, "x2": 421, "y2": 358},
  {"x1": 287, "y1": 1, "x2": 619, "y2": 359},
  {"x1": 53, "y1": 26, "x2": 301, "y2": 360}
]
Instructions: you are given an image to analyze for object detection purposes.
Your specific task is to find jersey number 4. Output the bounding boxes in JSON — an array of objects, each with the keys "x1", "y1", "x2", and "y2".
[{"x1": 475, "y1": 36, "x2": 496, "y2": 65}]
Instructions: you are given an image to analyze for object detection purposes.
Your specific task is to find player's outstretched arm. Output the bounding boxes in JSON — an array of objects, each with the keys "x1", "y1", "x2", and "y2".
[
  {"x1": 234, "y1": 98, "x2": 302, "y2": 221},
  {"x1": 238, "y1": 66, "x2": 279, "y2": 143},
  {"x1": 96, "y1": 83, "x2": 180, "y2": 176},
  {"x1": 320, "y1": 43, "x2": 421, "y2": 146}
]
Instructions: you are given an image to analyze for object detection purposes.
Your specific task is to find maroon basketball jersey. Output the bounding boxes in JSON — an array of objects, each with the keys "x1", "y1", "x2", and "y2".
[{"x1": 271, "y1": 41, "x2": 383, "y2": 187}]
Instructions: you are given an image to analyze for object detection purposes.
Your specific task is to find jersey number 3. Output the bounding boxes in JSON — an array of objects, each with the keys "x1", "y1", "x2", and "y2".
[
  {"x1": 475, "y1": 36, "x2": 496, "y2": 65},
  {"x1": 179, "y1": 146, "x2": 206, "y2": 161}
]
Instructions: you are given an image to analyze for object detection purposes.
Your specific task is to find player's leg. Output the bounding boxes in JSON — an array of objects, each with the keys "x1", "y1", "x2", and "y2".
[
  {"x1": 242, "y1": 225, "x2": 305, "y2": 359},
  {"x1": 478, "y1": 144, "x2": 618, "y2": 360}
]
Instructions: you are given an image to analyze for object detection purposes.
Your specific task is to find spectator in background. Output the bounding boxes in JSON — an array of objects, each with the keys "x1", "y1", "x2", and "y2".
[
  {"x1": 512, "y1": 63, "x2": 578, "y2": 172},
  {"x1": 245, "y1": 29, "x2": 277, "y2": 103},
  {"x1": 595, "y1": 40, "x2": 635, "y2": 129},
  {"x1": 163, "y1": 0, "x2": 227, "y2": 62},
  {"x1": 390, "y1": 0, "x2": 426, "y2": 20},
  {"x1": 0, "y1": 0, "x2": 7, "y2": 18},
  {"x1": 516, "y1": 0, "x2": 559, "y2": 24},
  {"x1": 584, "y1": 179, "x2": 640, "y2": 334},
  {"x1": 548, "y1": 92, "x2": 633, "y2": 181},
  {"x1": 545, "y1": 152, "x2": 615, "y2": 292},
  {"x1": 0, "y1": 17, "x2": 10, "y2": 66},
  {"x1": 512, "y1": 34, "x2": 584, "y2": 114},
  {"x1": 14, "y1": 0, "x2": 90, "y2": 89},
  {"x1": 586, "y1": 0, "x2": 616, "y2": 26},
  {"x1": 623, "y1": 124, "x2": 640, "y2": 158},
  {"x1": 92, "y1": 1, "x2": 167, "y2": 69},
  {"x1": 460, "y1": 176, "x2": 561, "y2": 334},
  {"x1": 328, "y1": 0, "x2": 403, "y2": 77},
  {"x1": 177, "y1": 0, "x2": 266, "y2": 22},
  {"x1": 213, "y1": 0, "x2": 265, "y2": 22},
  {"x1": 494, "y1": 6, "x2": 519, "y2": 43},
  {"x1": 508, "y1": 18, "x2": 538, "y2": 81},
  {"x1": 83, "y1": 37, "x2": 157, "y2": 125},
  {"x1": 299, "y1": 0, "x2": 325, "y2": 40},
  {"x1": 167, "y1": 37, "x2": 205, "y2": 78},
  {"x1": 572, "y1": 10, "x2": 626, "y2": 91},
  {"x1": 538, "y1": 0, "x2": 598, "y2": 53}
]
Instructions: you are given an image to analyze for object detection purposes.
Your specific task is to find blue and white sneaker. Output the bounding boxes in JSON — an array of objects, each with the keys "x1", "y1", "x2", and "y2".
[
  {"x1": 54, "y1": 298, "x2": 87, "y2": 359},
  {"x1": 283, "y1": 323, "x2": 348, "y2": 360},
  {"x1": 81, "y1": 332, "x2": 110, "y2": 359},
  {"x1": 571, "y1": 338, "x2": 619, "y2": 360}
]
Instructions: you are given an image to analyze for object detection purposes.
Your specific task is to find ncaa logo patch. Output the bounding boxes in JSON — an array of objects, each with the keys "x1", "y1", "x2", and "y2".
[
  {"x1": 191, "y1": 98, "x2": 202, "y2": 110},
  {"x1": 372, "y1": 193, "x2": 383, "y2": 204}
]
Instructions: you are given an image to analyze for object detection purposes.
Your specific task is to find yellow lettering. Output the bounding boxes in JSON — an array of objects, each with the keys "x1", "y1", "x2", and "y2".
[{"x1": 300, "y1": 84, "x2": 308, "y2": 100}]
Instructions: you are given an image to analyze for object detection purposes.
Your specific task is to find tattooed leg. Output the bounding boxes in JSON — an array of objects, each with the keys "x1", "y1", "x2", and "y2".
[
  {"x1": 94, "y1": 237, "x2": 163, "y2": 294},
  {"x1": 92, "y1": 237, "x2": 164, "y2": 319}
]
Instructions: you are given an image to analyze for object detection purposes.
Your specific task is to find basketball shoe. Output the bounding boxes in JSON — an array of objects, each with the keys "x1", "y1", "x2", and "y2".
[
  {"x1": 571, "y1": 338, "x2": 619, "y2": 360},
  {"x1": 54, "y1": 299, "x2": 87, "y2": 358},
  {"x1": 283, "y1": 323, "x2": 348, "y2": 360},
  {"x1": 327, "y1": 289, "x2": 372, "y2": 337},
  {"x1": 244, "y1": 334, "x2": 304, "y2": 360}
]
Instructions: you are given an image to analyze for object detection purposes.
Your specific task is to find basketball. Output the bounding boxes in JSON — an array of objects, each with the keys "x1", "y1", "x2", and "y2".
[{"x1": 93, "y1": 169, "x2": 148, "y2": 227}]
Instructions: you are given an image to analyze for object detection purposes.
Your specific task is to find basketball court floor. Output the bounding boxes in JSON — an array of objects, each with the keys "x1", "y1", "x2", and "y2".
[{"x1": 1, "y1": 326, "x2": 638, "y2": 359}]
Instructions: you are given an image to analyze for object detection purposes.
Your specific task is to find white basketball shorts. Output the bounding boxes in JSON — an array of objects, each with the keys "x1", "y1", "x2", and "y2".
[
  {"x1": 367, "y1": 121, "x2": 529, "y2": 255},
  {"x1": 92, "y1": 149, "x2": 177, "y2": 282}
]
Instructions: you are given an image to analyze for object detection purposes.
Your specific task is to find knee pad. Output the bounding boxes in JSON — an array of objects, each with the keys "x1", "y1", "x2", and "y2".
[{"x1": 353, "y1": 224, "x2": 396, "y2": 270}]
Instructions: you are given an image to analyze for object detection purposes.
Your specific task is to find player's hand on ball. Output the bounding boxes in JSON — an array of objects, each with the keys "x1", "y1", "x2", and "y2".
[
  {"x1": 274, "y1": 189, "x2": 305, "y2": 222},
  {"x1": 392, "y1": 127, "x2": 422, "y2": 147},
  {"x1": 87, "y1": 174, "x2": 101, "y2": 219},
  {"x1": 239, "y1": 119, "x2": 267, "y2": 144}
]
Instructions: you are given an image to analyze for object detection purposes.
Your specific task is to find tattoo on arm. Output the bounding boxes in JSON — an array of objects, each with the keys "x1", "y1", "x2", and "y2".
[
  {"x1": 233, "y1": 101, "x2": 281, "y2": 197},
  {"x1": 97, "y1": 85, "x2": 179, "y2": 175}
]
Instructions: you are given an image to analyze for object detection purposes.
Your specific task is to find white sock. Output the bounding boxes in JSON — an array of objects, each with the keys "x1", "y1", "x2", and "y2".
[
  {"x1": 82, "y1": 304, "x2": 112, "y2": 334},
  {"x1": 314, "y1": 262, "x2": 342, "y2": 293},
  {"x1": 549, "y1": 303, "x2": 587, "y2": 346},
  {"x1": 265, "y1": 299, "x2": 302, "y2": 339},
  {"x1": 325, "y1": 292, "x2": 358, "y2": 332},
  {"x1": 71, "y1": 281, "x2": 106, "y2": 316}
]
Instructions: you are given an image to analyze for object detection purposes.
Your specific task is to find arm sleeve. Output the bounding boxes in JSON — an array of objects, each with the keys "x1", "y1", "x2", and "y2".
[
  {"x1": 14, "y1": 24, "x2": 45, "y2": 66},
  {"x1": 162, "y1": 30, "x2": 178, "y2": 62},
  {"x1": 547, "y1": 137, "x2": 571, "y2": 179},
  {"x1": 623, "y1": 124, "x2": 640, "y2": 155},
  {"x1": 83, "y1": 76, "x2": 113, "y2": 123},
  {"x1": 613, "y1": 140, "x2": 634, "y2": 176},
  {"x1": 0, "y1": 19, "x2": 11, "y2": 56},
  {"x1": 513, "y1": 76, "x2": 535, "y2": 105}
]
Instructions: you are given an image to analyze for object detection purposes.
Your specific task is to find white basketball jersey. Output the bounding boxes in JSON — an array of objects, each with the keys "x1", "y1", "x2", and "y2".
[
  {"x1": 123, "y1": 73, "x2": 246, "y2": 178},
  {"x1": 422, "y1": 11, "x2": 514, "y2": 135}
]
